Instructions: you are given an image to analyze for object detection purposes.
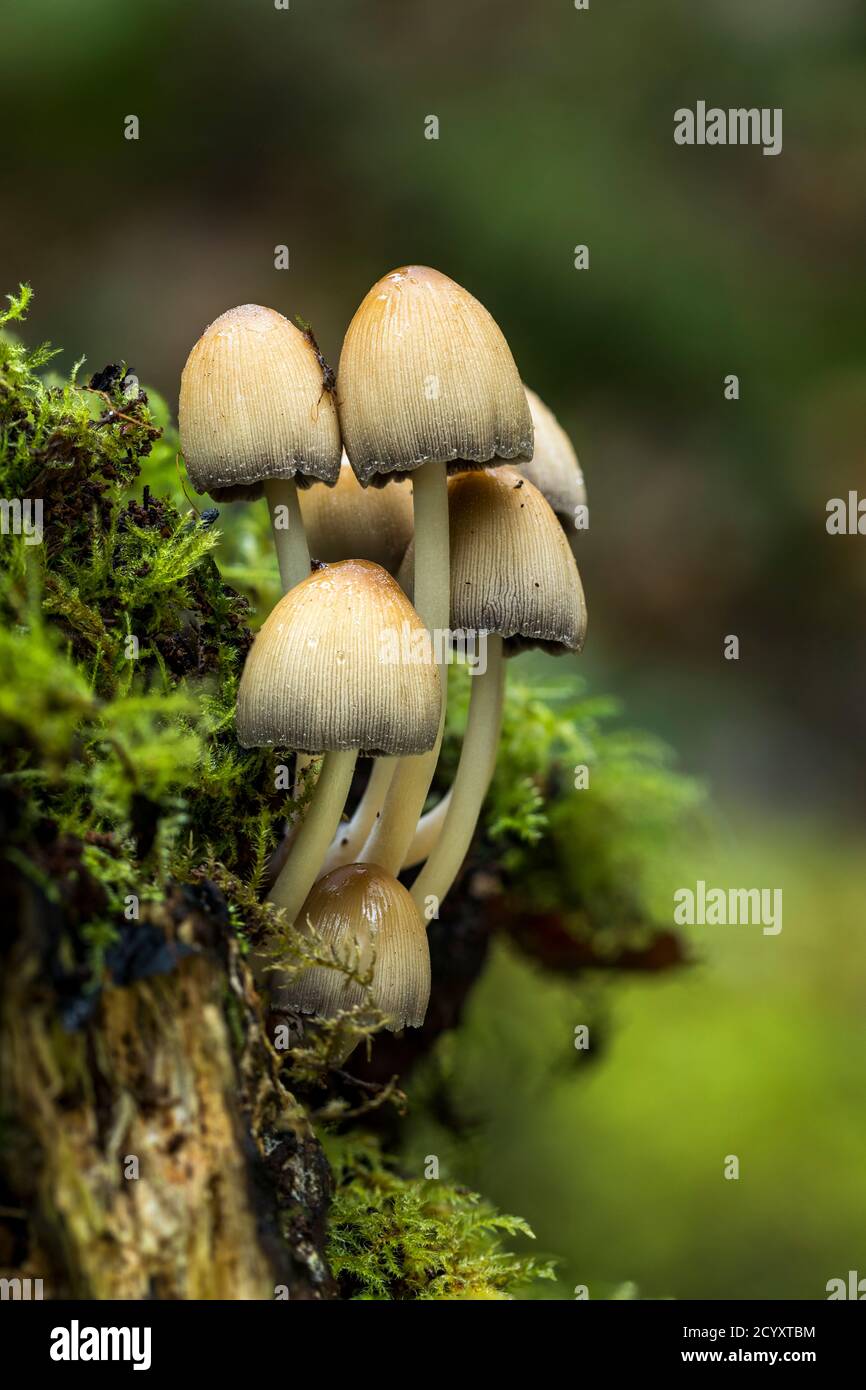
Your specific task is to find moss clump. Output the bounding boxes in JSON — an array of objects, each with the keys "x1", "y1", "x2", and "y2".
[
  {"x1": 0, "y1": 285, "x2": 301, "y2": 947},
  {"x1": 323, "y1": 1134, "x2": 556, "y2": 1300}
]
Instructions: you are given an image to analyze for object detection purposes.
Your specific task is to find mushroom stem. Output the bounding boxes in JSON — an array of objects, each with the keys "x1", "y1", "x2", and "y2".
[
  {"x1": 322, "y1": 756, "x2": 397, "y2": 873},
  {"x1": 402, "y1": 674, "x2": 506, "y2": 870},
  {"x1": 268, "y1": 749, "x2": 358, "y2": 925},
  {"x1": 401, "y1": 787, "x2": 452, "y2": 870},
  {"x1": 410, "y1": 634, "x2": 505, "y2": 913},
  {"x1": 359, "y1": 460, "x2": 449, "y2": 875},
  {"x1": 265, "y1": 477, "x2": 311, "y2": 592}
]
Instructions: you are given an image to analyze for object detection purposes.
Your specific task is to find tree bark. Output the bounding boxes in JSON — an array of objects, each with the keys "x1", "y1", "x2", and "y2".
[{"x1": 0, "y1": 863, "x2": 336, "y2": 1300}]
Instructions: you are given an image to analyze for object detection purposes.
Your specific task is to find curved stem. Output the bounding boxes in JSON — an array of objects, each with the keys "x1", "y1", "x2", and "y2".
[
  {"x1": 265, "y1": 476, "x2": 310, "y2": 592},
  {"x1": 268, "y1": 749, "x2": 358, "y2": 925},
  {"x1": 321, "y1": 756, "x2": 397, "y2": 873},
  {"x1": 401, "y1": 676, "x2": 503, "y2": 871},
  {"x1": 411, "y1": 634, "x2": 505, "y2": 914},
  {"x1": 402, "y1": 788, "x2": 452, "y2": 870},
  {"x1": 360, "y1": 460, "x2": 449, "y2": 875}
]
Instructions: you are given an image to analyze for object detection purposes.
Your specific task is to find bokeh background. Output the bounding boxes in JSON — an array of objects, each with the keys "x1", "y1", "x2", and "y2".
[{"x1": 2, "y1": 0, "x2": 864, "y2": 1298}]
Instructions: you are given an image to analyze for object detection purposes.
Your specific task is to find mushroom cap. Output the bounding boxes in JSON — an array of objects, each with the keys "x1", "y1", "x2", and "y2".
[
  {"x1": 179, "y1": 304, "x2": 341, "y2": 497},
  {"x1": 236, "y1": 558, "x2": 441, "y2": 755},
  {"x1": 299, "y1": 456, "x2": 414, "y2": 575},
  {"x1": 520, "y1": 387, "x2": 587, "y2": 532},
  {"x1": 338, "y1": 265, "x2": 532, "y2": 486},
  {"x1": 399, "y1": 466, "x2": 587, "y2": 655},
  {"x1": 287, "y1": 863, "x2": 431, "y2": 1030}
]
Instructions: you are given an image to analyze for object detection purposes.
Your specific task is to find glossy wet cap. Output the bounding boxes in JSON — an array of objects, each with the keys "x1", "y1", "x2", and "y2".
[{"x1": 287, "y1": 863, "x2": 431, "y2": 1030}]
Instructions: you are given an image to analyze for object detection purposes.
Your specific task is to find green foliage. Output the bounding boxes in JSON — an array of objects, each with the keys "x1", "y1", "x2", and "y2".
[
  {"x1": 324, "y1": 1133, "x2": 556, "y2": 1300},
  {"x1": 0, "y1": 289, "x2": 300, "y2": 909},
  {"x1": 441, "y1": 664, "x2": 705, "y2": 935}
]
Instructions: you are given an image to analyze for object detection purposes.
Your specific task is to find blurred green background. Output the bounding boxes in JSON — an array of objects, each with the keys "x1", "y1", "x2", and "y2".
[{"x1": 2, "y1": 0, "x2": 864, "y2": 1298}]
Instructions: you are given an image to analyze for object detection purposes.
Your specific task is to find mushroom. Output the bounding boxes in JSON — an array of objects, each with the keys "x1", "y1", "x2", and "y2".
[
  {"x1": 236, "y1": 559, "x2": 440, "y2": 928},
  {"x1": 299, "y1": 455, "x2": 413, "y2": 575},
  {"x1": 519, "y1": 387, "x2": 587, "y2": 553},
  {"x1": 338, "y1": 266, "x2": 532, "y2": 875},
  {"x1": 287, "y1": 863, "x2": 431, "y2": 1053},
  {"x1": 408, "y1": 466, "x2": 587, "y2": 912},
  {"x1": 179, "y1": 304, "x2": 341, "y2": 591},
  {"x1": 300, "y1": 458, "x2": 414, "y2": 869}
]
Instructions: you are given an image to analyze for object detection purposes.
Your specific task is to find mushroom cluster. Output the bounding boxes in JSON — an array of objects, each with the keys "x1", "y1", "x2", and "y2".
[{"x1": 179, "y1": 266, "x2": 587, "y2": 1057}]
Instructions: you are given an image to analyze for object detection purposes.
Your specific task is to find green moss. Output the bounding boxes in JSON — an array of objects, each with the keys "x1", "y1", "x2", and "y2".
[
  {"x1": 440, "y1": 663, "x2": 705, "y2": 937},
  {"x1": 0, "y1": 286, "x2": 300, "y2": 916},
  {"x1": 323, "y1": 1133, "x2": 556, "y2": 1300}
]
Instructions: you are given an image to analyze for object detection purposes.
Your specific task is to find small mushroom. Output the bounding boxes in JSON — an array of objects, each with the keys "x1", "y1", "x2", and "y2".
[
  {"x1": 288, "y1": 863, "x2": 431, "y2": 1048},
  {"x1": 519, "y1": 387, "x2": 587, "y2": 552},
  {"x1": 236, "y1": 559, "x2": 440, "y2": 927},
  {"x1": 299, "y1": 455, "x2": 413, "y2": 575},
  {"x1": 179, "y1": 304, "x2": 341, "y2": 591},
  {"x1": 408, "y1": 466, "x2": 586, "y2": 912},
  {"x1": 339, "y1": 266, "x2": 532, "y2": 876}
]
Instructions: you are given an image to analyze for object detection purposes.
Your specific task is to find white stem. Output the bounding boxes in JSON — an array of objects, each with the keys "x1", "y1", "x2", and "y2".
[
  {"x1": 411, "y1": 635, "x2": 505, "y2": 913},
  {"x1": 268, "y1": 749, "x2": 358, "y2": 926},
  {"x1": 321, "y1": 757, "x2": 397, "y2": 873},
  {"x1": 402, "y1": 788, "x2": 452, "y2": 870},
  {"x1": 265, "y1": 476, "x2": 310, "y2": 592},
  {"x1": 359, "y1": 461, "x2": 449, "y2": 875},
  {"x1": 401, "y1": 665, "x2": 504, "y2": 871}
]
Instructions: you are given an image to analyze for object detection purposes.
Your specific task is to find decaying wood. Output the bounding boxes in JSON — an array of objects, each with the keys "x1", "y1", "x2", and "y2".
[{"x1": 0, "y1": 871, "x2": 336, "y2": 1300}]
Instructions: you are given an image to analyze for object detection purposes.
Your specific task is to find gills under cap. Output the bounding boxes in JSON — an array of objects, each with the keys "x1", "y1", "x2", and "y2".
[
  {"x1": 288, "y1": 863, "x2": 431, "y2": 1031},
  {"x1": 236, "y1": 559, "x2": 441, "y2": 755},
  {"x1": 338, "y1": 266, "x2": 532, "y2": 486},
  {"x1": 179, "y1": 304, "x2": 341, "y2": 499}
]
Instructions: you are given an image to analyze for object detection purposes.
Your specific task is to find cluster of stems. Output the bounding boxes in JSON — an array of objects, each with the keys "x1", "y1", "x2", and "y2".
[{"x1": 266, "y1": 456, "x2": 505, "y2": 938}]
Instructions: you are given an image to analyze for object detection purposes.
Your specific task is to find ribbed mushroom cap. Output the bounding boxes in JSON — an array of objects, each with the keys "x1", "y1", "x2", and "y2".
[
  {"x1": 338, "y1": 266, "x2": 533, "y2": 486},
  {"x1": 288, "y1": 863, "x2": 431, "y2": 1030},
  {"x1": 299, "y1": 456, "x2": 414, "y2": 574},
  {"x1": 450, "y1": 467, "x2": 587, "y2": 653},
  {"x1": 520, "y1": 387, "x2": 587, "y2": 530},
  {"x1": 399, "y1": 467, "x2": 587, "y2": 654},
  {"x1": 179, "y1": 304, "x2": 341, "y2": 498},
  {"x1": 236, "y1": 559, "x2": 440, "y2": 755}
]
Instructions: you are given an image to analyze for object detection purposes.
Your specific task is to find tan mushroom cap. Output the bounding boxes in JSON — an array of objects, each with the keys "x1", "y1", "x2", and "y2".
[
  {"x1": 399, "y1": 467, "x2": 587, "y2": 654},
  {"x1": 179, "y1": 304, "x2": 341, "y2": 498},
  {"x1": 299, "y1": 456, "x2": 414, "y2": 574},
  {"x1": 236, "y1": 559, "x2": 441, "y2": 755},
  {"x1": 288, "y1": 863, "x2": 431, "y2": 1030},
  {"x1": 520, "y1": 387, "x2": 587, "y2": 529},
  {"x1": 338, "y1": 265, "x2": 533, "y2": 486}
]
